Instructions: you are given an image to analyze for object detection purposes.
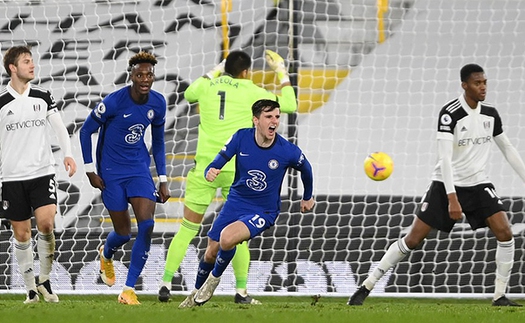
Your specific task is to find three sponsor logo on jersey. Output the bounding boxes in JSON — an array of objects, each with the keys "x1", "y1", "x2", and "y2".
[{"x1": 94, "y1": 102, "x2": 156, "y2": 144}]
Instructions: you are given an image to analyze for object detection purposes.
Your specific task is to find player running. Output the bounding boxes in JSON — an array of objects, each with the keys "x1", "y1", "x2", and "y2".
[
  {"x1": 179, "y1": 99, "x2": 314, "y2": 307},
  {"x1": 160, "y1": 50, "x2": 297, "y2": 305}
]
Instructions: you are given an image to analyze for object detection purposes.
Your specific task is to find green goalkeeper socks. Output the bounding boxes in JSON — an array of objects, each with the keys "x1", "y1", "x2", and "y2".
[
  {"x1": 231, "y1": 241, "x2": 250, "y2": 290},
  {"x1": 162, "y1": 220, "x2": 251, "y2": 290},
  {"x1": 162, "y1": 218, "x2": 200, "y2": 282}
]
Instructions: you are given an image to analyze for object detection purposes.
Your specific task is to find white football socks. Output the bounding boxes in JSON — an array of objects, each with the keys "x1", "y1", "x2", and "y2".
[
  {"x1": 363, "y1": 238, "x2": 411, "y2": 291},
  {"x1": 14, "y1": 239, "x2": 37, "y2": 292},
  {"x1": 37, "y1": 231, "x2": 55, "y2": 283},
  {"x1": 494, "y1": 238, "x2": 514, "y2": 300}
]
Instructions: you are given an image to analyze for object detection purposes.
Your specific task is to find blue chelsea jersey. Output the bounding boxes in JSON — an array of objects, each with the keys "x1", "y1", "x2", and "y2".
[
  {"x1": 91, "y1": 86, "x2": 166, "y2": 177},
  {"x1": 206, "y1": 128, "x2": 311, "y2": 216}
]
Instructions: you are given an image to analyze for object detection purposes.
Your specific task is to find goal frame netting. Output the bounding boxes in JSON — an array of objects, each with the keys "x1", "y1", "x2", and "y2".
[{"x1": 1, "y1": 0, "x2": 525, "y2": 299}]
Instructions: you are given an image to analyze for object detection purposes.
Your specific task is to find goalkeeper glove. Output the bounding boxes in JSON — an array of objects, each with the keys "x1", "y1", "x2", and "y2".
[
  {"x1": 265, "y1": 50, "x2": 290, "y2": 85},
  {"x1": 205, "y1": 59, "x2": 226, "y2": 79}
]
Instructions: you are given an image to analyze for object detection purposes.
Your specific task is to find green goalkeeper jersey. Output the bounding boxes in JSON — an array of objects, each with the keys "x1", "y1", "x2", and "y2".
[{"x1": 185, "y1": 74, "x2": 297, "y2": 172}]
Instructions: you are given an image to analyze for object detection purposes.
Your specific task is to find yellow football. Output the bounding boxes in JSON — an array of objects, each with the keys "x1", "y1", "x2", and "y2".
[{"x1": 363, "y1": 152, "x2": 394, "y2": 181}]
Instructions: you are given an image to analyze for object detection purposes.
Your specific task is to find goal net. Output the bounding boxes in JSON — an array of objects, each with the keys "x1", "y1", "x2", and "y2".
[{"x1": 1, "y1": 0, "x2": 525, "y2": 298}]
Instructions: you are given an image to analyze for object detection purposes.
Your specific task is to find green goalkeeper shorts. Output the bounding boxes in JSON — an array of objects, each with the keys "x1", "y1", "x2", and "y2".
[{"x1": 184, "y1": 166, "x2": 234, "y2": 214}]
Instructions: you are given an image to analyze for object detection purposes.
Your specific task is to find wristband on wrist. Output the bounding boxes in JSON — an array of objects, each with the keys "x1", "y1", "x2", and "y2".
[
  {"x1": 84, "y1": 163, "x2": 95, "y2": 173},
  {"x1": 279, "y1": 75, "x2": 290, "y2": 85}
]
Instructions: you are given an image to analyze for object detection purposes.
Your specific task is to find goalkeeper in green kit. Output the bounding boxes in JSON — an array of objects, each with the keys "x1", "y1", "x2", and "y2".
[{"x1": 159, "y1": 50, "x2": 297, "y2": 304}]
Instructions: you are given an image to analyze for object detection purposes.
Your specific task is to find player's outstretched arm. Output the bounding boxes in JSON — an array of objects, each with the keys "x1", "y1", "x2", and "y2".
[{"x1": 494, "y1": 133, "x2": 525, "y2": 183}]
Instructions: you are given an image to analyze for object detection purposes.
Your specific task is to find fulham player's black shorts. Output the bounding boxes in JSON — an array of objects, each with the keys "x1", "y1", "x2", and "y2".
[
  {"x1": 1, "y1": 174, "x2": 57, "y2": 221},
  {"x1": 416, "y1": 181, "x2": 506, "y2": 232}
]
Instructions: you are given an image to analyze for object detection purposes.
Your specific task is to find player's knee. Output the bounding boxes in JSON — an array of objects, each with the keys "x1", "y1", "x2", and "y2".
[
  {"x1": 403, "y1": 236, "x2": 422, "y2": 249},
  {"x1": 489, "y1": 212, "x2": 513, "y2": 241},
  {"x1": 35, "y1": 215, "x2": 55, "y2": 233},
  {"x1": 14, "y1": 230, "x2": 32, "y2": 242},
  {"x1": 203, "y1": 245, "x2": 219, "y2": 263},
  {"x1": 219, "y1": 234, "x2": 238, "y2": 251},
  {"x1": 115, "y1": 227, "x2": 132, "y2": 236},
  {"x1": 36, "y1": 222, "x2": 54, "y2": 235},
  {"x1": 495, "y1": 228, "x2": 513, "y2": 242},
  {"x1": 138, "y1": 219, "x2": 154, "y2": 234},
  {"x1": 236, "y1": 240, "x2": 249, "y2": 250},
  {"x1": 183, "y1": 208, "x2": 205, "y2": 223}
]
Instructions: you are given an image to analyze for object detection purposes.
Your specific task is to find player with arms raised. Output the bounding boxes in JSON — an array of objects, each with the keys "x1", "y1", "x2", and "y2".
[
  {"x1": 179, "y1": 99, "x2": 314, "y2": 307},
  {"x1": 349, "y1": 64, "x2": 525, "y2": 307},
  {"x1": 79, "y1": 51, "x2": 170, "y2": 305},
  {"x1": 160, "y1": 50, "x2": 297, "y2": 304}
]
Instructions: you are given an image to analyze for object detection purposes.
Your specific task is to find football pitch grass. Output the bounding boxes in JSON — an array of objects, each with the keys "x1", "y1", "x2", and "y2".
[{"x1": 1, "y1": 294, "x2": 525, "y2": 323}]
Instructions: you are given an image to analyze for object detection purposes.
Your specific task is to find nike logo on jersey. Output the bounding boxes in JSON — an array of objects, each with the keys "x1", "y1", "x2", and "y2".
[
  {"x1": 240, "y1": 152, "x2": 249, "y2": 156},
  {"x1": 123, "y1": 113, "x2": 132, "y2": 118}
]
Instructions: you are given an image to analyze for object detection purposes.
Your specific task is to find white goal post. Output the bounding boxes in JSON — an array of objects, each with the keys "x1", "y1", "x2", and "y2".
[{"x1": 1, "y1": 0, "x2": 525, "y2": 299}]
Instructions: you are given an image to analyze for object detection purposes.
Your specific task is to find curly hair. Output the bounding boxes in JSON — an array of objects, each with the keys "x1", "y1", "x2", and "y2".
[{"x1": 128, "y1": 51, "x2": 158, "y2": 68}]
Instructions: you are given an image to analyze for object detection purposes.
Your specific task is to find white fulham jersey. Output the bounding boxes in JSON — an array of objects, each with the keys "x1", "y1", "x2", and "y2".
[
  {"x1": 0, "y1": 82, "x2": 59, "y2": 182},
  {"x1": 431, "y1": 94, "x2": 503, "y2": 187}
]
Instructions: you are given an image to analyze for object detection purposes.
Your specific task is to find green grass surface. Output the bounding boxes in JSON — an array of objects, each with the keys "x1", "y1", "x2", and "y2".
[{"x1": 1, "y1": 294, "x2": 525, "y2": 323}]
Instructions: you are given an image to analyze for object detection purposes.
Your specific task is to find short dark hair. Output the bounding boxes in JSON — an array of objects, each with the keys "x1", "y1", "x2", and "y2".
[
  {"x1": 224, "y1": 51, "x2": 251, "y2": 77},
  {"x1": 3, "y1": 45, "x2": 32, "y2": 77},
  {"x1": 128, "y1": 51, "x2": 158, "y2": 69},
  {"x1": 252, "y1": 99, "x2": 280, "y2": 118},
  {"x1": 460, "y1": 64, "x2": 484, "y2": 82}
]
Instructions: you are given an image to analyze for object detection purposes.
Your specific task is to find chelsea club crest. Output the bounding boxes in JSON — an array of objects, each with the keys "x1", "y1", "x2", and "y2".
[{"x1": 268, "y1": 159, "x2": 279, "y2": 170}]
